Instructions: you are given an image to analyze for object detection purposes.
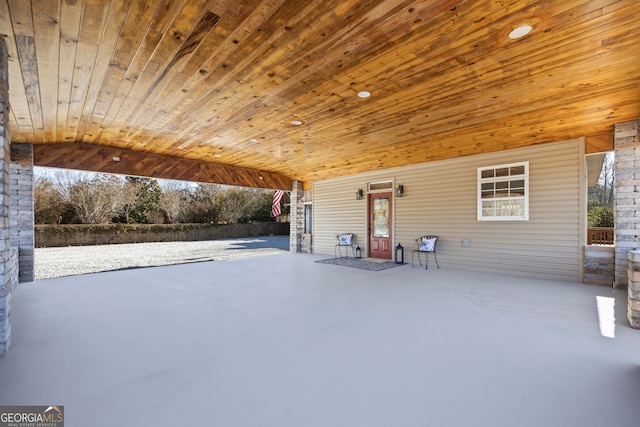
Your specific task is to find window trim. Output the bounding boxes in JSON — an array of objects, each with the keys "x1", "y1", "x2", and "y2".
[
  {"x1": 368, "y1": 181, "x2": 393, "y2": 192},
  {"x1": 477, "y1": 161, "x2": 529, "y2": 221}
]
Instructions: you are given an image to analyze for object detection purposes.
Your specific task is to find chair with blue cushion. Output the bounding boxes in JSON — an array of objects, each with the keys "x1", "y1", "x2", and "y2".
[
  {"x1": 335, "y1": 233, "x2": 355, "y2": 258},
  {"x1": 412, "y1": 235, "x2": 440, "y2": 269}
]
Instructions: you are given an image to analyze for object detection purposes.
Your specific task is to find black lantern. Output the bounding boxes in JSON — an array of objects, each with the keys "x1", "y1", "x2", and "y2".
[
  {"x1": 395, "y1": 243, "x2": 404, "y2": 264},
  {"x1": 355, "y1": 246, "x2": 361, "y2": 258}
]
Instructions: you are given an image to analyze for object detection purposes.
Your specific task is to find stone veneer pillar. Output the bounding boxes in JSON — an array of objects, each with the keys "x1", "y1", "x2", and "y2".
[
  {"x1": 628, "y1": 250, "x2": 640, "y2": 329},
  {"x1": 10, "y1": 144, "x2": 34, "y2": 282},
  {"x1": 0, "y1": 38, "x2": 18, "y2": 354},
  {"x1": 289, "y1": 180, "x2": 304, "y2": 252},
  {"x1": 613, "y1": 119, "x2": 640, "y2": 290}
]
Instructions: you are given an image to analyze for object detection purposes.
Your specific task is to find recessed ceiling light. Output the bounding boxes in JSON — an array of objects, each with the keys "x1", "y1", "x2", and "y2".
[
  {"x1": 213, "y1": 154, "x2": 222, "y2": 158},
  {"x1": 248, "y1": 138, "x2": 257, "y2": 143},
  {"x1": 358, "y1": 91, "x2": 371, "y2": 98},
  {"x1": 291, "y1": 120, "x2": 303, "y2": 126},
  {"x1": 112, "y1": 156, "x2": 120, "y2": 162},
  {"x1": 509, "y1": 24, "x2": 532, "y2": 39}
]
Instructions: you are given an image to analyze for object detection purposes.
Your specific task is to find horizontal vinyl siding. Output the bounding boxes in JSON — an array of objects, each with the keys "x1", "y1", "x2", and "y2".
[
  {"x1": 313, "y1": 178, "x2": 368, "y2": 256},
  {"x1": 313, "y1": 139, "x2": 582, "y2": 281}
]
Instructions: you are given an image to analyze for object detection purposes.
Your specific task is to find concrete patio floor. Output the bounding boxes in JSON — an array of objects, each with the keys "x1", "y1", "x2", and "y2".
[{"x1": 1, "y1": 253, "x2": 639, "y2": 426}]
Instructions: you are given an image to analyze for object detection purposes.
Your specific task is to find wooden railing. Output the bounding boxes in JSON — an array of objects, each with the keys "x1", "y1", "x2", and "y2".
[{"x1": 587, "y1": 227, "x2": 614, "y2": 245}]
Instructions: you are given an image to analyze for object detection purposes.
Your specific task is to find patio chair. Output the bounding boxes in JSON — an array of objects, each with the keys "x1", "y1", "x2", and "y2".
[
  {"x1": 335, "y1": 233, "x2": 355, "y2": 258},
  {"x1": 412, "y1": 235, "x2": 440, "y2": 269}
]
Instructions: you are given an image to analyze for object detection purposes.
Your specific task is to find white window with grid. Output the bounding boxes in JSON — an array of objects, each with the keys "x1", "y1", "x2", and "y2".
[{"x1": 477, "y1": 162, "x2": 529, "y2": 221}]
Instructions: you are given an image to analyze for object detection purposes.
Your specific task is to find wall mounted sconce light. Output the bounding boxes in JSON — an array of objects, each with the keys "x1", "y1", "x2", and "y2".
[
  {"x1": 396, "y1": 184, "x2": 404, "y2": 197},
  {"x1": 356, "y1": 189, "x2": 364, "y2": 200}
]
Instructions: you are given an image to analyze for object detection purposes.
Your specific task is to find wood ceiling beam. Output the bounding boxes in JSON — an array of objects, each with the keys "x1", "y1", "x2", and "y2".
[
  {"x1": 585, "y1": 132, "x2": 614, "y2": 154},
  {"x1": 32, "y1": 143, "x2": 293, "y2": 190}
]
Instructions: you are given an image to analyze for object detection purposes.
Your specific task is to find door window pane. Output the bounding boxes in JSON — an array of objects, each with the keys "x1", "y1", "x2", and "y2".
[{"x1": 373, "y1": 198, "x2": 390, "y2": 237}]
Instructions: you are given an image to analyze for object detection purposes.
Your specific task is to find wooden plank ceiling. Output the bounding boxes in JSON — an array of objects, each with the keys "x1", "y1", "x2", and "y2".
[{"x1": 0, "y1": 0, "x2": 638, "y2": 190}]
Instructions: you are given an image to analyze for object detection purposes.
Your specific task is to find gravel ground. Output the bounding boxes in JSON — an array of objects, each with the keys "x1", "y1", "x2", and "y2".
[{"x1": 35, "y1": 236, "x2": 290, "y2": 280}]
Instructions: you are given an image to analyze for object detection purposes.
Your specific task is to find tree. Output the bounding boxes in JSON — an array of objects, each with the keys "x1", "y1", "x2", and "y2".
[
  {"x1": 600, "y1": 152, "x2": 615, "y2": 207},
  {"x1": 587, "y1": 152, "x2": 615, "y2": 229},
  {"x1": 67, "y1": 175, "x2": 126, "y2": 224},
  {"x1": 253, "y1": 191, "x2": 280, "y2": 222},
  {"x1": 187, "y1": 183, "x2": 220, "y2": 223},
  {"x1": 217, "y1": 187, "x2": 257, "y2": 224},
  {"x1": 589, "y1": 152, "x2": 615, "y2": 208},
  {"x1": 158, "y1": 180, "x2": 192, "y2": 224},
  {"x1": 113, "y1": 180, "x2": 141, "y2": 224},
  {"x1": 34, "y1": 176, "x2": 66, "y2": 224},
  {"x1": 159, "y1": 189, "x2": 184, "y2": 224},
  {"x1": 34, "y1": 167, "x2": 289, "y2": 225},
  {"x1": 124, "y1": 177, "x2": 163, "y2": 224}
]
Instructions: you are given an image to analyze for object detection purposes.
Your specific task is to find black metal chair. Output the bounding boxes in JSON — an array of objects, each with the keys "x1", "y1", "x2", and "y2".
[
  {"x1": 412, "y1": 235, "x2": 440, "y2": 269},
  {"x1": 335, "y1": 233, "x2": 355, "y2": 258}
]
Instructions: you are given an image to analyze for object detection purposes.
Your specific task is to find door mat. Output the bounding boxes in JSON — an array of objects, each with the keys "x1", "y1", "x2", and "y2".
[{"x1": 316, "y1": 257, "x2": 406, "y2": 271}]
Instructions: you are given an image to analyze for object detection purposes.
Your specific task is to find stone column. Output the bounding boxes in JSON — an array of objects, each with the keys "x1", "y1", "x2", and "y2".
[
  {"x1": 0, "y1": 38, "x2": 16, "y2": 354},
  {"x1": 628, "y1": 250, "x2": 640, "y2": 329},
  {"x1": 289, "y1": 180, "x2": 304, "y2": 253},
  {"x1": 613, "y1": 119, "x2": 640, "y2": 289},
  {"x1": 10, "y1": 144, "x2": 34, "y2": 282}
]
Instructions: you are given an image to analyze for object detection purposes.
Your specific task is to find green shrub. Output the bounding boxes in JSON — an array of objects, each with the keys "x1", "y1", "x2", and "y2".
[{"x1": 588, "y1": 206, "x2": 614, "y2": 227}]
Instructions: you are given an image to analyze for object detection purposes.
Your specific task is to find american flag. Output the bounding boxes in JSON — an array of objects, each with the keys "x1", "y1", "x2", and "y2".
[{"x1": 271, "y1": 190, "x2": 285, "y2": 217}]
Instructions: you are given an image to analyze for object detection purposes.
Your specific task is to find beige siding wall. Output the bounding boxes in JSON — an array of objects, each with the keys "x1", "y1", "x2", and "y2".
[{"x1": 313, "y1": 139, "x2": 584, "y2": 281}]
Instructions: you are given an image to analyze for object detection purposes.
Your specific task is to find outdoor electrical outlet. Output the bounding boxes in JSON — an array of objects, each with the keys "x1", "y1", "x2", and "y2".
[{"x1": 462, "y1": 239, "x2": 471, "y2": 247}]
